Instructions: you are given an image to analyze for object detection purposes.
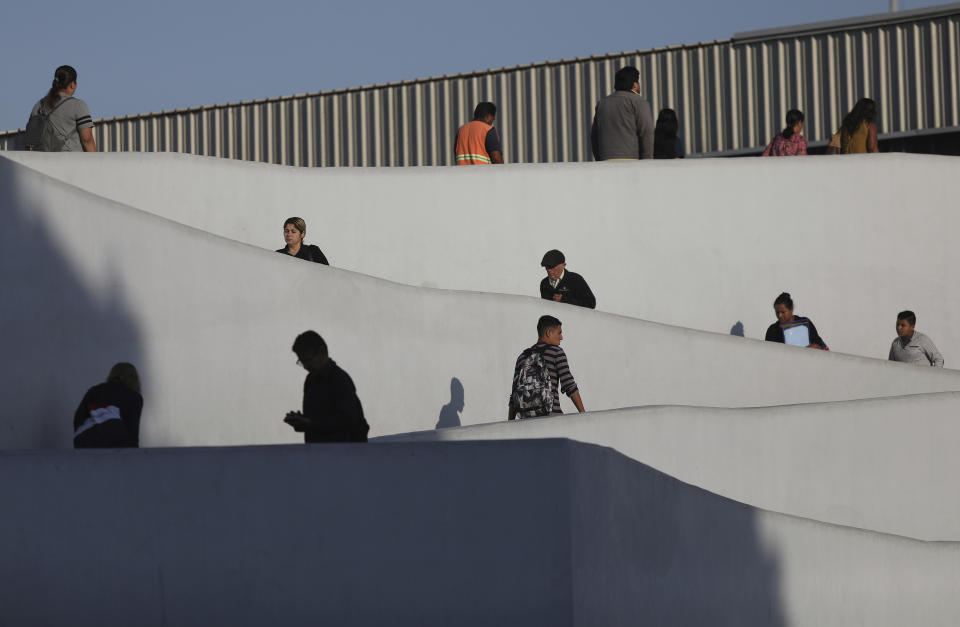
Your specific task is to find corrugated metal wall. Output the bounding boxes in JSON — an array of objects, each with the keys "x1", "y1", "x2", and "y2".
[{"x1": 2, "y1": 10, "x2": 958, "y2": 164}]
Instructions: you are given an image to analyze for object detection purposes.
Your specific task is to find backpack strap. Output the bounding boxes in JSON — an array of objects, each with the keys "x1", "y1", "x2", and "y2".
[{"x1": 41, "y1": 95, "x2": 73, "y2": 116}]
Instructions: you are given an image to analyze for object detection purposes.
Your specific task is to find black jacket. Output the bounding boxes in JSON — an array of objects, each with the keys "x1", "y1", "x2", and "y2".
[
  {"x1": 277, "y1": 244, "x2": 329, "y2": 265},
  {"x1": 302, "y1": 359, "x2": 368, "y2": 443},
  {"x1": 540, "y1": 270, "x2": 596, "y2": 309},
  {"x1": 73, "y1": 381, "x2": 143, "y2": 448}
]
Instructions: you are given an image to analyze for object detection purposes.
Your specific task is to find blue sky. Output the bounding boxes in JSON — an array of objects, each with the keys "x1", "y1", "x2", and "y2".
[{"x1": 1, "y1": 0, "x2": 953, "y2": 132}]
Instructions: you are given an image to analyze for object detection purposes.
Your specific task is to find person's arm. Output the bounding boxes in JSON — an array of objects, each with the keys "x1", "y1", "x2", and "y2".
[
  {"x1": 539, "y1": 278, "x2": 554, "y2": 301},
  {"x1": 806, "y1": 320, "x2": 827, "y2": 350},
  {"x1": 507, "y1": 404, "x2": 517, "y2": 420},
  {"x1": 79, "y1": 127, "x2": 97, "y2": 152},
  {"x1": 922, "y1": 335, "x2": 944, "y2": 367},
  {"x1": 591, "y1": 107, "x2": 601, "y2": 161},
  {"x1": 638, "y1": 100, "x2": 654, "y2": 159},
  {"x1": 570, "y1": 392, "x2": 585, "y2": 413},
  {"x1": 798, "y1": 136, "x2": 808, "y2": 156},
  {"x1": 554, "y1": 348, "x2": 580, "y2": 401},
  {"x1": 867, "y1": 122, "x2": 879, "y2": 153},
  {"x1": 762, "y1": 139, "x2": 773, "y2": 157},
  {"x1": 888, "y1": 341, "x2": 897, "y2": 362},
  {"x1": 124, "y1": 394, "x2": 143, "y2": 448},
  {"x1": 764, "y1": 323, "x2": 782, "y2": 343},
  {"x1": 73, "y1": 390, "x2": 91, "y2": 432},
  {"x1": 567, "y1": 274, "x2": 596, "y2": 309},
  {"x1": 486, "y1": 128, "x2": 504, "y2": 164},
  {"x1": 310, "y1": 246, "x2": 329, "y2": 266},
  {"x1": 289, "y1": 374, "x2": 359, "y2": 434}
]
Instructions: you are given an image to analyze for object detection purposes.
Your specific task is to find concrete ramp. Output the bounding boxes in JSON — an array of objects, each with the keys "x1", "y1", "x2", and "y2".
[
  {"x1": 1, "y1": 440, "x2": 957, "y2": 626},
  {"x1": 5, "y1": 151, "x2": 960, "y2": 360},
  {"x1": 3, "y1": 155, "x2": 960, "y2": 450},
  {"x1": 384, "y1": 392, "x2": 960, "y2": 540}
]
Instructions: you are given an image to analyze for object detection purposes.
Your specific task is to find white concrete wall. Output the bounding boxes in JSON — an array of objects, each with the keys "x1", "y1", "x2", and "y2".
[
  {"x1": 4, "y1": 155, "x2": 960, "y2": 451},
  {"x1": 384, "y1": 392, "x2": 960, "y2": 540},
  {"x1": 5, "y1": 151, "x2": 960, "y2": 361},
  {"x1": 1, "y1": 440, "x2": 958, "y2": 626},
  {"x1": 4, "y1": 154, "x2": 960, "y2": 450}
]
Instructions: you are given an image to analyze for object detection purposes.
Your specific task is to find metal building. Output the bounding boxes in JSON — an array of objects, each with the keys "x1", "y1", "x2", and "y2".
[{"x1": 2, "y1": 3, "x2": 959, "y2": 163}]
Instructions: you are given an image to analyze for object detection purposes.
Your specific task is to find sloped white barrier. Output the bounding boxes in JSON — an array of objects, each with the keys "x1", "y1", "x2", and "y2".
[
  {"x1": 383, "y1": 392, "x2": 960, "y2": 540},
  {"x1": 1, "y1": 440, "x2": 957, "y2": 626},
  {"x1": 5, "y1": 151, "x2": 960, "y2": 361},
  {"x1": 2, "y1": 155, "x2": 960, "y2": 450}
]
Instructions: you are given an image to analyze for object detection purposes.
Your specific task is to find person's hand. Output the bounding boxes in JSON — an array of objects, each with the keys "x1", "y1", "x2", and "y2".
[
  {"x1": 553, "y1": 293, "x2": 563, "y2": 302},
  {"x1": 284, "y1": 411, "x2": 309, "y2": 431}
]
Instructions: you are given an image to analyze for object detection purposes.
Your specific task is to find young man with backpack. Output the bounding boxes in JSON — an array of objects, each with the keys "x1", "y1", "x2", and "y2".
[{"x1": 508, "y1": 315, "x2": 585, "y2": 420}]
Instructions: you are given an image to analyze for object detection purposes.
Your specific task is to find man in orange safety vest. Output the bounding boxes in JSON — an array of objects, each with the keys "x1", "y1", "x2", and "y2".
[{"x1": 454, "y1": 102, "x2": 504, "y2": 165}]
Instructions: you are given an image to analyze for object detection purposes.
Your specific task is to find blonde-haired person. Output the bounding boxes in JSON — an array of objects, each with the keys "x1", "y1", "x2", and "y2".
[
  {"x1": 73, "y1": 363, "x2": 143, "y2": 448},
  {"x1": 276, "y1": 217, "x2": 329, "y2": 265}
]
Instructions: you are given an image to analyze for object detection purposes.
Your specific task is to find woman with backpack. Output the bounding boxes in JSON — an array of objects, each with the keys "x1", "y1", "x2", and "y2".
[{"x1": 24, "y1": 65, "x2": 97, "y2": 152}]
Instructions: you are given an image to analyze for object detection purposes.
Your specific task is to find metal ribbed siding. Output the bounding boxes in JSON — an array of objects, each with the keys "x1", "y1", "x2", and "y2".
[{"x1": 2, "y1": 10, "x2": 958, "y2": 163}]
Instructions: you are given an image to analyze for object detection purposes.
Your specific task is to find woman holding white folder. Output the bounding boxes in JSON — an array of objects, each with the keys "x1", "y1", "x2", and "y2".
[{"x1": 764, "y1": 292, "x2": 828, "y2": 350}]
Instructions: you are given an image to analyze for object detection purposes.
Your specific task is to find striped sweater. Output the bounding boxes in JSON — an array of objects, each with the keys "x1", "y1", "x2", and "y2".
[{"x1": 510, "y1": 342, "x2": 579, "y2": 414}]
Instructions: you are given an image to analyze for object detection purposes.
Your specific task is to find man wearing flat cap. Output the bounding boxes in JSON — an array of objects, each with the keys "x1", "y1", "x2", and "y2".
[{"x1": 539, "y1": 249, "x2": 596, "y2": 309}]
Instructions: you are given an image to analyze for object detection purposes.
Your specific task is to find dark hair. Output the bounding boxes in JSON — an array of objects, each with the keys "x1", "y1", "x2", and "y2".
[
  {"x1": 897, "y1": 310, "x2": 917, "y2": 326},
  {"x1": 614, "y1": 67, "x2": 640, "y2": 91},
  {"x1": 293, "y1": 330, "x2": 328, "y2": 359},
  {"x1": 537, "y1": 315, "x2": 562, "y2": 337},
  {"x1": 841, "y1": 98, "x2": 877, "y2": 136},
  {"x1": 107, "y1": 362, "x2": 141, "y2": 396},
  {"x1": 654, "y1": 108, "x2": 679, "y2": 159},
  {"x1": 773, "y1": 292, "x2": 794, "y2": 309},
  {"x1": 781, "y1": 109, "x2": 804, "y2": 139},
  {"x1": 284, "y1": 216, "x2": 306, "y2": 235},
  {"x1": 43, "y1": 65, "x2": 77, "y2": 111},
  {"x1": 473, "y1": 102, "x2": 497, "y2": 121}
]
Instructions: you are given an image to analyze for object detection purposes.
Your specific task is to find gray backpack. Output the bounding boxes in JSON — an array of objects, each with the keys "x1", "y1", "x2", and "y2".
[{"x1": 23, "y1": 96, "x2": 72, "y2": 151}]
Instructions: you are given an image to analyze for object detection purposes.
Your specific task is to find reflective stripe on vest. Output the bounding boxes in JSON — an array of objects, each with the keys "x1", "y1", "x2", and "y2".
[{"x1": 454, "y1": 120, "x2": 493, "y2": 165}]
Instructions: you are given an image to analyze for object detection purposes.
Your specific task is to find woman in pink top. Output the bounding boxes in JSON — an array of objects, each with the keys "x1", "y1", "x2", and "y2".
[{"x1": 762, "y1": 109, "x2": 807, "y2": 156}]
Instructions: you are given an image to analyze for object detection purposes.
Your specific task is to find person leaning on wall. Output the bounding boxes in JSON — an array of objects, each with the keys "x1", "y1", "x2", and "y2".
[
  {"x1": 24, "y1": 65, "x2": 97, "y2": 152},
  {"x1": 889, "y1": 310, "x2": 943, "y2": 367},
  {"x1": 73, "y1": 363, "x2": 143, "y2": 448},
  {"x1": 276, "y1": 217, "x2": 329, "y2": 265},
  {"x1": 764, "y1": 292, "x2": 828, "y2": 350}
]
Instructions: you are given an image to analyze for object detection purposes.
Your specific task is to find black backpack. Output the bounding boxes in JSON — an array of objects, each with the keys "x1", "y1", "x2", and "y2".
[
  {"x1": 23, "y1": 96, "x2": 72, "y2": 151},
  {"x1": 510, "y1": 345, "x2": 553, "y2": 418}
]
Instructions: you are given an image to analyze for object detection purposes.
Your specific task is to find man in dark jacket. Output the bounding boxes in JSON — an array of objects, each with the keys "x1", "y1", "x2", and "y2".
[
  {"x1": 539, "y1": 249, "x2": 596, "y2": 309},
  {"x1": 284, "y1": 331, "x2": 369, "y2": 443}
]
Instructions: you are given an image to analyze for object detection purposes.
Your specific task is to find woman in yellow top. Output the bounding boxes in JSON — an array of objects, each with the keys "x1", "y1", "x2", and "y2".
[{"x1": 839, "y1": 98, "x2": 879, "y2": 154}]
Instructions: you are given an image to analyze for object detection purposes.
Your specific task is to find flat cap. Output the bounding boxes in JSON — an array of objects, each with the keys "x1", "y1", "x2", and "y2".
[{"x1": 541, "y1": 249, "x2": 565, "y2": 268}]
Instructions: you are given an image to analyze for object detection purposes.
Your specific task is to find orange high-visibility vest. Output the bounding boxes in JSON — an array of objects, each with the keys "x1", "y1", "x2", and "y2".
[{"x1": 455, "y1": 120, "x2": 493, "y2": 165}]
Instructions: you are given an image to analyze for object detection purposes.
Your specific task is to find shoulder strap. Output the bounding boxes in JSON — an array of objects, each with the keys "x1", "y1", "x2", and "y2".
[{"x1": 44, "y1": 95, "x2": 73, "y2": 116}]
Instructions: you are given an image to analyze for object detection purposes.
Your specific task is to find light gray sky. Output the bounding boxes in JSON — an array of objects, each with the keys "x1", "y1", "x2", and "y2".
[{"x1": 1, "y1": 0, "x2": 954, "y2": 132}]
